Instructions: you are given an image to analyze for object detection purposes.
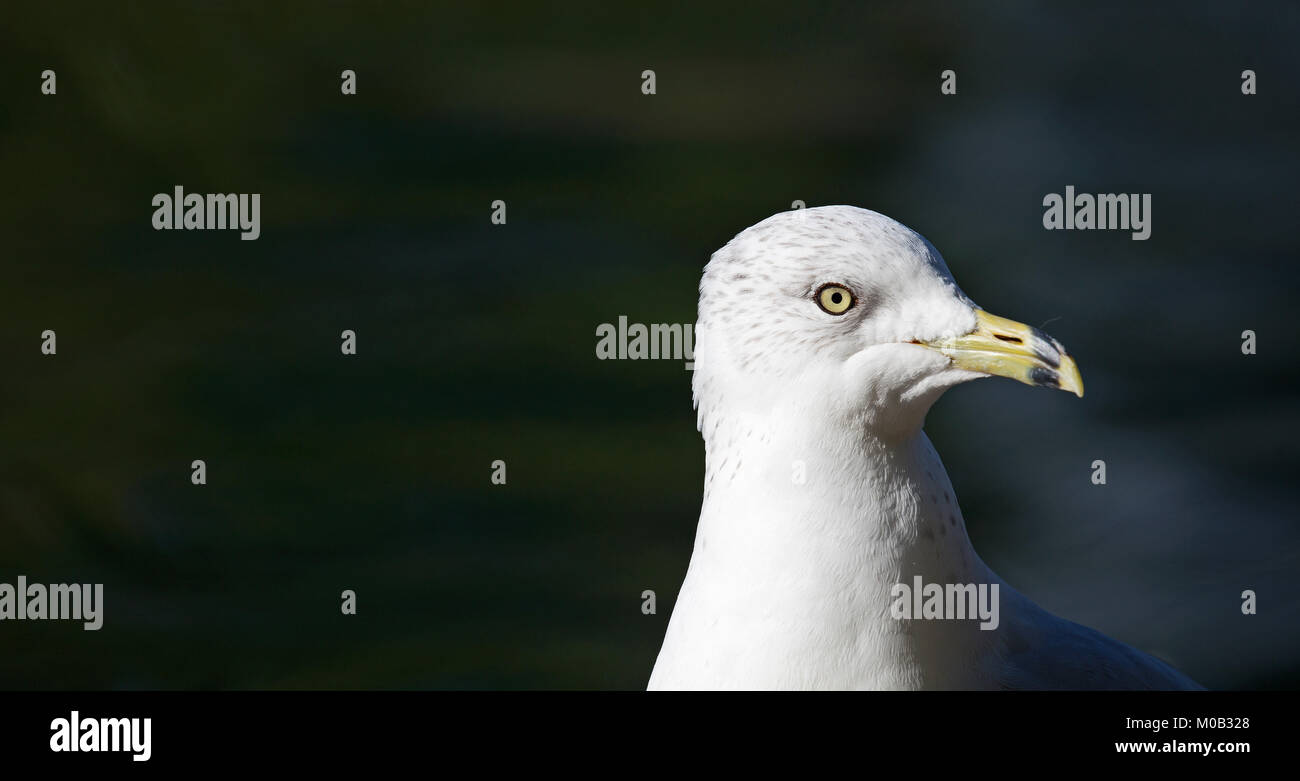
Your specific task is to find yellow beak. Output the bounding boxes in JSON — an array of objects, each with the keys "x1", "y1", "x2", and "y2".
[{"x1": 923, "y1": 310, "x2": 1084, "y2": 398}]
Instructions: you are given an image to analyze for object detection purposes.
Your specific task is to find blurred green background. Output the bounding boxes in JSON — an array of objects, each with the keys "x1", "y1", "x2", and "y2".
[{"x1": 1, "y1": 1, "x2": 1297, "y2": 689}]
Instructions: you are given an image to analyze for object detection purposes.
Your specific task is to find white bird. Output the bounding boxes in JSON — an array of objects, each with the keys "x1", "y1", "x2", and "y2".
[{"x1": 649, "y1": 206, "x2": 1201, "y2": 690}]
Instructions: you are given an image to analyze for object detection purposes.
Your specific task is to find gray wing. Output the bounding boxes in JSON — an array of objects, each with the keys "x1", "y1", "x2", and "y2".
[{"x1": 997, "y1": 595, "x2": 1204, "y2": 691}]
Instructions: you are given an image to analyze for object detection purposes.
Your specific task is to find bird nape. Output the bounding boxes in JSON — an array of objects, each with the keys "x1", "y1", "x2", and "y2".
[{"x1": 648, "y1": 205, "x2": 1201, "y2": 691}]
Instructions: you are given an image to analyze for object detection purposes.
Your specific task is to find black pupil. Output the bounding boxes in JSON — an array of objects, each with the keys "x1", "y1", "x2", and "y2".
[{"x1": 830, "y1": 292, "x2": 843, "y2": 304}]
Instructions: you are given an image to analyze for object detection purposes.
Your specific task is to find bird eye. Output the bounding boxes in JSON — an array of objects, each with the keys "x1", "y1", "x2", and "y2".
[{"x1": 815, "y1": 284, "x2": 855, "y2": 315}]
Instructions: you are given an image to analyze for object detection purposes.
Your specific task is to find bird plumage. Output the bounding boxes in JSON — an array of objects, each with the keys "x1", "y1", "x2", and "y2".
[{"x1": 649, "y1": 206, "x2": 1201, "y2": 690}]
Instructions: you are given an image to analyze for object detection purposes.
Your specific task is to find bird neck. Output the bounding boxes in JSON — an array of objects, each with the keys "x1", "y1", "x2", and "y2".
[
  {"x1": 669, "y1": 414, "x2": 1003, "y2": 688},
  {"x1": 695, "y1": 412, "x2": 989, "y2": 608}
]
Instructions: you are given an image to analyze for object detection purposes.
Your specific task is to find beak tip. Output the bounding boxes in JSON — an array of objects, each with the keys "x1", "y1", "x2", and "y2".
[
  {"x1": 1059, "y1": 356, "x2": 1084, "y2": 399},
  {"x1": 1052, "y1": 370, "x2": 1083, "y2": 399}
]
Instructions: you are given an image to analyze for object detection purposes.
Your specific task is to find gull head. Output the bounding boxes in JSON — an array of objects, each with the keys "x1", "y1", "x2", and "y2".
[{"x1": 692, "y1": 206, "x2": 1082, "y2": 441}]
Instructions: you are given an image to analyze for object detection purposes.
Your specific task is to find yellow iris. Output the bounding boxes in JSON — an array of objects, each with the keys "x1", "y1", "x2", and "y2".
[{"x1": 817, "y1": 284, "x2": 854, "y2": 315}]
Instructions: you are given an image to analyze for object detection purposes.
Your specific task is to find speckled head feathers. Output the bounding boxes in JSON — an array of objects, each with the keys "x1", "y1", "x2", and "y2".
[{"x1": 692, "y1": 206, "x2": 982, "y2": 437}]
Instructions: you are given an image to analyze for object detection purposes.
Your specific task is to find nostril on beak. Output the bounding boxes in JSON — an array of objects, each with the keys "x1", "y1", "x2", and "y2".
[{"x1": 993, "y1": 333, "x2": 1023, "y2": 344}]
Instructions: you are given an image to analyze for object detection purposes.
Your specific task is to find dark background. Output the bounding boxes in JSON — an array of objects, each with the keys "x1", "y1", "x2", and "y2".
[{"x1": 0, "y1": 1, "x2": 1296, "y2": 689}]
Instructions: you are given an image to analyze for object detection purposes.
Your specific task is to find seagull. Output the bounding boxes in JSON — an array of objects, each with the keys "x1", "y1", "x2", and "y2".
[{"x1": 648, "y1": 206, "x2": 1202, "y2": 690}]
